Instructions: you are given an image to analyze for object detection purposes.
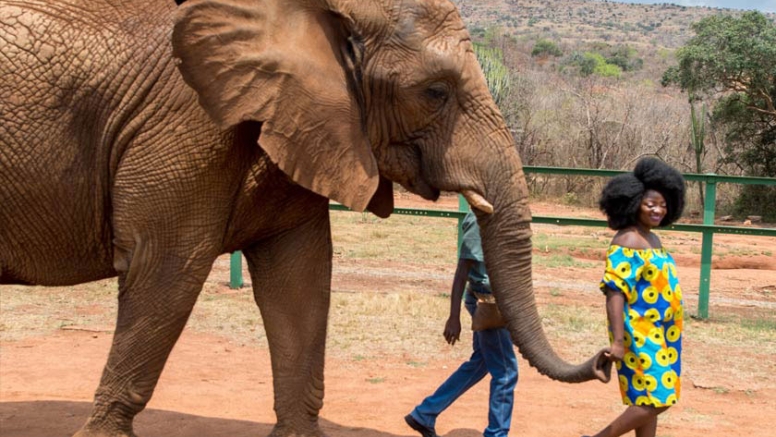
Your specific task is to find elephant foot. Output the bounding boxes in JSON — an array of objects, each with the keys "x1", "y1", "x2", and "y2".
[
  {"x1": 268, "y1": 424, "x2": 327, "y2": 437},
  {"x1": 72, "y1": 425, "x2": 137, "y2": 437}
]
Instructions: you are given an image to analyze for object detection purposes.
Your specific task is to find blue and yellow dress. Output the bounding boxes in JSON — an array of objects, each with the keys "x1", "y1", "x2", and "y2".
[{"x1": 600, "y1": 245, "x2": 683, "y2": 407}]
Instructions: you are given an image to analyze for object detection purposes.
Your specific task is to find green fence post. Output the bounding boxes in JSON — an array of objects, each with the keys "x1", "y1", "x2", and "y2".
[
  {"x1": 697, "y1": 177, "x2": 716, "y2": 319},
  {"x1": 230, "y1": 251, "x2": 244, "y2": 289},
  {"x1": 458, "y1": 194, "x2": 470, "y2": 253}
]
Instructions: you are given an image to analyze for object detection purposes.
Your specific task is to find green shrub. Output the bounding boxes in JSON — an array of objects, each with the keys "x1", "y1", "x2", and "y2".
[{"x1": 532, "y1": 39, "x2": 563, "y2": 57}]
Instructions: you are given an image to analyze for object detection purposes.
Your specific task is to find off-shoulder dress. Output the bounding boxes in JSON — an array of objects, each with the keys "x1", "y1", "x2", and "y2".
[{"x1": 600, "y1": 245, "x2": 684, "y2": 407}]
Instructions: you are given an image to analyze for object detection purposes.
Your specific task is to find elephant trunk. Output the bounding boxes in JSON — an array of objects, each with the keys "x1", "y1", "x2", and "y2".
[{"x1": 476, "y1": 172, "x2": 612, "y2": 384}]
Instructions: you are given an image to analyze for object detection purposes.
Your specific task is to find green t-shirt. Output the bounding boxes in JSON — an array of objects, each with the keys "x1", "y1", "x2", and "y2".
[{"x1": 459, "y1": 211, "x2": 491, "y2": 294}]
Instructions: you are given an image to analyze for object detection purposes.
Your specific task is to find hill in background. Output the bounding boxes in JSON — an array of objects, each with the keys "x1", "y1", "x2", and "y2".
[{"x1": 452, "y1": 0, "x2": 775, "y2": 49}]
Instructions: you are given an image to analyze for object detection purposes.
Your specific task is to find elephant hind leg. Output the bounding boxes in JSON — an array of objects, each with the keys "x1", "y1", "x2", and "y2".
[{"x1": 77, "y1": 239, "x2": 215, "y2": 437}]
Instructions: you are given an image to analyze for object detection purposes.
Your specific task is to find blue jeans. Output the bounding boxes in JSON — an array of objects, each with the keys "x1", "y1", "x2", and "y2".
[{"x1": 410, "y1": 291, "x2": 518, "y2": 437}]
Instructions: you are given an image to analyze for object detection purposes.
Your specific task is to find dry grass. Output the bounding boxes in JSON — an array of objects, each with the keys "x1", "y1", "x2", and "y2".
[
  {"x1": 331, "y1": 212, "x2": 459, "y2": 266},
  {"x1": 2, "y1": 209, "x2": 774, "y2": 392}
]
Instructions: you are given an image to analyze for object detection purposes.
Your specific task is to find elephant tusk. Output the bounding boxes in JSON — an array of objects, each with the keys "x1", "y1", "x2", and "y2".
[{"x1": 462, "y1": 189, "x2": 494, "y2": 214}]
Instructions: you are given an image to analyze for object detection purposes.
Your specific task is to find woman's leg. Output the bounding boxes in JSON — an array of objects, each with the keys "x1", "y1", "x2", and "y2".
[
  {"x1": 634, "y1": 413, "x2": 658, "y2": 437},
  {"x1": 591, "y1": 405, "x2": 668, "y2": 437}
]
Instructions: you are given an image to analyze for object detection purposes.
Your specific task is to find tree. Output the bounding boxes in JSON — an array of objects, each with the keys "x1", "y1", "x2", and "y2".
[
  {"x1": 662, "y1": 12, "x2": 776, "y2": 117},
  {"x1": 662, "y1": 11, "x2": 776, "y2": 220},
  {"x1": 661, "y1": 11, "x2": 776, "y2": 171}
]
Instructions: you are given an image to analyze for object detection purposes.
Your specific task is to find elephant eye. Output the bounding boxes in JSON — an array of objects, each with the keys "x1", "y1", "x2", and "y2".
[{"x1": 424, "y1": 82, "x2": 450, "y2": 103}]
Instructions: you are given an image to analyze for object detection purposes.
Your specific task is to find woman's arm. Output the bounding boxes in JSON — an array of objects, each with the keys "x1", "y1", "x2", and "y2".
[{"x1": 605, "y1": 287, "x2": 626, "y2": 361}]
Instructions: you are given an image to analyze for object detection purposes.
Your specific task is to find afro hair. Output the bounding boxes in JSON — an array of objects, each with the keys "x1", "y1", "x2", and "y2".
[{"x1": 599, "y1": 157, "x2": 686, "y2": 230}]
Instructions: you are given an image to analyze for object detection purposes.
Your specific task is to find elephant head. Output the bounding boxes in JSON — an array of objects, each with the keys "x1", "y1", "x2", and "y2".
[{"x1": 172, "y1": 0, "x2": 610, "y2": 383}]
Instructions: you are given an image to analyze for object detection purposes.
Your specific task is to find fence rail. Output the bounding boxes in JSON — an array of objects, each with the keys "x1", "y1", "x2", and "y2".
[{"x1": 230, "y1": 166, "x2": 776, "y2": 320}]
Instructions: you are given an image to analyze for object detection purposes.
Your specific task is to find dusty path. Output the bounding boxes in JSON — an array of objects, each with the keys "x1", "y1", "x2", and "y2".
[
  {"x1": 2, "y1": 197, "x2": 775, "y2": 437},
  {"x1": 1, "y1": 328, "x2": 774, "y2": 437}
]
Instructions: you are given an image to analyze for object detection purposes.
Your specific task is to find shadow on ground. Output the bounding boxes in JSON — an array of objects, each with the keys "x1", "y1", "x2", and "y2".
[{"x1": 0, "y1": 401, "x2": 481, "y2": 437}]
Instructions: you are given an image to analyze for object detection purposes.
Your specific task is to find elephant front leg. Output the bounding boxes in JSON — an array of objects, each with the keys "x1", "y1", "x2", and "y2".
[
  {"x1": 75, "y1": 242, "x2": 213, "y2": 437},
  {"x1": 244, "y1": 212, "x2": 332, "y2": 437}
]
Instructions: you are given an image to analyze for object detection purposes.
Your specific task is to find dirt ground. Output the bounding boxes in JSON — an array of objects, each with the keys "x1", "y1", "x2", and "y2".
[{"x1": 2, "y1": 196, "x2": 775, "y2": 437}]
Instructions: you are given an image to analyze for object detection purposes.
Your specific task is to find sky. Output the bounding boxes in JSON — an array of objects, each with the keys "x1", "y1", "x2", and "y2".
[{"x1": 612, "y1": 0, "x2": 776, "y2": 14}]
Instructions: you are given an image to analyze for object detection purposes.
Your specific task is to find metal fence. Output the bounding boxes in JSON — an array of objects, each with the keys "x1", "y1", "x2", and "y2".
[{"x1": 229, "y1": 166, "x2": 776, "y2": 320}]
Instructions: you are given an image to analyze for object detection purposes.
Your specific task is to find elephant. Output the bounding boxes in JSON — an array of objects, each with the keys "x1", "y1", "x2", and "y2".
[{"x1": 0, "y1": 0, "x2": 611, "y2": 436}]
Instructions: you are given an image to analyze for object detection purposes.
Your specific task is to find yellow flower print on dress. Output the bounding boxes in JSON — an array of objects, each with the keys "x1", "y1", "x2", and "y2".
[
  {"x1": 618, "y1": 279, "x2": 630, "y2": 295},
  {"x1": 633, "y1": 330, "x2": 646, "y2": 348},
  {"x1": 633, "y1": 264, "x2": 645, "y2": 280},
  {"x1": 666, "y1": 394, "x2": 678, "y2": 405},
  {"x1": 635, "y1": 396, "x2": 654, "y2": 406},
  {"x1": 603, "y1": 272, "x2": 630, "y2": 295},
  {"x1": 647, "y1": 326, "x2": 665, "y2": 346},
  {"x1": 638, "y1": 352, "x2": 652, "y2": 370},
  {"x1": 655, "y1": 348, "x2": 671, "y2": 367},
  {"x1": 674, "y1": 305, "x2": 684, "y2": 321},
  {"x1": 627, "y1": 287, "x2": 638, "y2": 305},
  {"x1": 643, "y1": 264, "x2": 659, "y2": 281},
  {"x1": 674, "y1": 306, "x2": 684, "y2": 331},
  {"x1": 666, "y1": 347, "x2": 679, "y2": 364},
  {"x1": 642, "y1": 286, "x2": 659, "y2": 304},
  {"x1": 619, "y1": 375, "x2": 629, "y2": 393},
  {"x1": 666, "y1": 326, "x2": 681, "y2": 343},
  {"x1": 661, "y1": 370, "x2": 678, "y2": 389},
  {"x1": 624, "y1": 352, "x2": 640, "y2": 370},
  {"x1": 615, "y1": 261, "x2": 632, "y2": 278},
  {"x1": 632, "y1": 373, "x2": 646, "y2": 391},
  {"x1": 644, "y1": 308, "x2": 661, "y2": 323},
  {"x1": 644, "y1": 375, "x2": 658, "y2": 392},
  {"x1": 663, "y1": 306, "x2": 675, "y2": 322},
  {"x1": 623, "y1": 331, "x2": 633, "y2": 348},
  {"x1": 661, "y1": 286, "x2": 674, "y2": 303}
]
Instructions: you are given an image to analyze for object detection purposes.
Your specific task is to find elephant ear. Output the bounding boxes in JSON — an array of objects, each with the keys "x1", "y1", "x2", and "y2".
[{"x1": 172, "y1": 0, "x2": 378, "y2": 212}]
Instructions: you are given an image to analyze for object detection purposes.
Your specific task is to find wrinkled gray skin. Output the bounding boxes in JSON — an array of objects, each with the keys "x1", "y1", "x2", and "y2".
[{"x1": 0, "y1": 0, "x2": 610, "y2": 436}]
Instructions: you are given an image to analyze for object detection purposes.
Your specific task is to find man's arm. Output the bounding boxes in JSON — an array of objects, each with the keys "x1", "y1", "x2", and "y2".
[{"x1": 444, "y1": 257, "x2": 474, "y2": 345}]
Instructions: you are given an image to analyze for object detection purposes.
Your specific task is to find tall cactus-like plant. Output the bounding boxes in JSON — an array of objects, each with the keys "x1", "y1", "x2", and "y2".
[
  {"x1": 473, "y1": 42, "x2": 511, "y2": 107},
  {"x1": 690, "y1": 97, "x2": 707, "y2": 207}
]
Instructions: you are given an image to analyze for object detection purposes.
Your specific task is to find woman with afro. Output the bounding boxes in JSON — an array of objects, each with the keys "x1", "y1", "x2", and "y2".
[{"x1": 583, "y1": 157, "x2": 686, "y2": 437}]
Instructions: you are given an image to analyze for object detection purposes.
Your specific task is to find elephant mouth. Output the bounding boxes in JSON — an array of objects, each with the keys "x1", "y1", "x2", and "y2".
[
  {"x1": 409, "y1": 177, "x2": 440, "y2": 201},
  {"x1": 380, "y1": 142, "x2": 447, "y2": 202}
]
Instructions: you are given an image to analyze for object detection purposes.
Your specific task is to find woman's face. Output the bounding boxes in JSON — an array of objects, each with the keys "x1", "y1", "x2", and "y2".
[{"x1": 638, "y1": 189, "x2": 667, "y2": 229}]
